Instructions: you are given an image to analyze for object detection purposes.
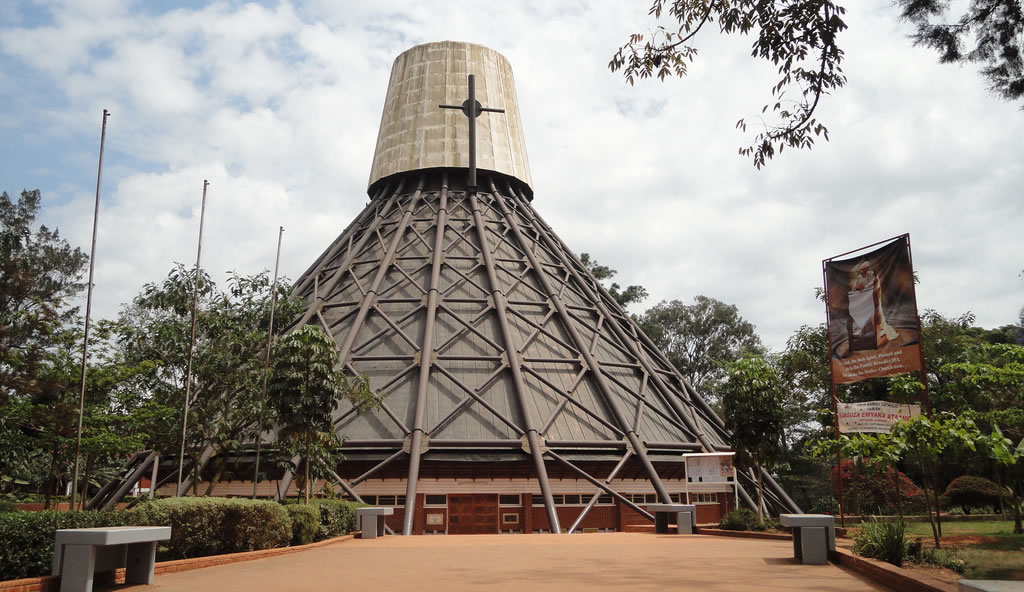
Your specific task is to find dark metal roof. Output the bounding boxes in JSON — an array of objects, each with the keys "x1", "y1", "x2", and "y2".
[
  {"x1": 278, "y1": 169, "x2": 801, "y2": 533},
  {"x1": 292, "y1": 170, "x2": 727, "y2": 449}
]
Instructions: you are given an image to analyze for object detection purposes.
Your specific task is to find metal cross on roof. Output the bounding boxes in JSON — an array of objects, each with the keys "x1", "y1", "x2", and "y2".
[{"x1": 439, "y1": 74, "x2": 505, "y2": 189}]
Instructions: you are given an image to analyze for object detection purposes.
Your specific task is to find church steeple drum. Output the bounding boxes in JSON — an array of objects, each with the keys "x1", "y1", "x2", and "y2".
[{"x1": 368, "y1": 41, "x2": 533, "y2": 198}]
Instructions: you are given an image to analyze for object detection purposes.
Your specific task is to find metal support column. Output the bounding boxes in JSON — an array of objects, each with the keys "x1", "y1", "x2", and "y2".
[
  {"x1": 468, "y1": 189, "x2": 561, "y2": 533},
  {"x1": 402, "y1": 173, "x2": 450, "y2": 535},
  {"x1": 488, "y1": 181, "x2": 671, "y2": 504}
]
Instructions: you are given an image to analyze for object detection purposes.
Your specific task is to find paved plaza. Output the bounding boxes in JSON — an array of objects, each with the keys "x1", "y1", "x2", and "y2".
[{"x1": 131, "y1": 533, "x2": 891, "y2": 591}]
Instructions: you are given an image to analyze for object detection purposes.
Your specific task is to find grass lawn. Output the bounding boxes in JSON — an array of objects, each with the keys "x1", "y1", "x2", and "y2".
[
  {"x1": 853, "y1": 519, "x2": 1024, "y2": 580},
  {"x1": 902, "y1": 519, "x2": 1023, "y2": 540}
]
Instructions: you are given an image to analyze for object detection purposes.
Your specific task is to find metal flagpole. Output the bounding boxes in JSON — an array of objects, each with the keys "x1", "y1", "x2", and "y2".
[
  {"x1": 70, "y1": 108, "x2": 109, "y2": 512},
  {"x1": 253, "y1": 226, "x2": 284, "y2": 498},
  {"x1": 177, "y1": 180, "x2": 209, "y2": 497}
]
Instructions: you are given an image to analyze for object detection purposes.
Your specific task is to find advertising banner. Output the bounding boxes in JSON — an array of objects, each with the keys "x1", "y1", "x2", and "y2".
[
  {"x1": 837, "y1": 400, "x2": 922, "y2": 433},
  {"x1": 824, "y1": 235, "x2": 922, "y2": 384}
]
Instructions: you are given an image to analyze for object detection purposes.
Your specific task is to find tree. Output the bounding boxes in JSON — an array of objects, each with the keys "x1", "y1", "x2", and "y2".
[
  {"x1": 889, "y1": 414, "x2": 995, "y2": 547},
  {"x1": 1, "y1": 189, "x2": 91, "y2": 505},
  {"x1": 113, "y1": 265, "x2": 303, "y2": 492},
  {"x1": 638, "y1": 295, "x2": 762, "y2": 400},
  {"x1": 720, "y1": 354, "x2": 785, "y2": 522},
  {"x1": 900, "y1": 0, "x2": 1024, "y2": 102},
  {"x1": 268, "y1": 325, "x2": 379, "y2": 503},
  {"x1": 1, "y1": 190, "x2": 87, "y2": 402},
  {"x1": 611, "y1": 1, "x2": 1023, "y2": 168},
  {"x1": 579, "y1": 252, "x2": 649, "y2": 308}
]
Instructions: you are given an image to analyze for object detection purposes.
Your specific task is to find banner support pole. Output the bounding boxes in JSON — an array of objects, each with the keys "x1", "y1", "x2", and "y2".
[{"x1": 822, "y1": 259, "x2": 846, "y2": 529}]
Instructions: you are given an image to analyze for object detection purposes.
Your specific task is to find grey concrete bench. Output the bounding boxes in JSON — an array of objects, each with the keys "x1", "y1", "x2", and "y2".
[
  {"x1": 779, "y1": 514, "x2": 835, "y2": 565},
  {"x1": 53, "y1": 526, "x2": 171, "y2": 592},
  {"x1": 356, "y1": 507, "x2": 394, "y2": 539},
  {"x1": 647, "y1": 504, "x2": 697, "y2": 534},
  {"x1": 958, "y1": 581, "x2": 1024, "y2": 591}
]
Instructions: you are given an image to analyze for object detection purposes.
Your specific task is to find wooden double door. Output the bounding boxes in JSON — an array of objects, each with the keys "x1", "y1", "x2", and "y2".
[{"x1": 447, "y1": 494, "x2": 498, "y2": 534}]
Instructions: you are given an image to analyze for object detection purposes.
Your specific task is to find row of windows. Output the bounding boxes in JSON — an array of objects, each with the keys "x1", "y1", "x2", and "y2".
[
  {"x1": 357, "y1": 495, "x2": 406, "y2": 506},
  {"x1": 530, "y1": 494, "x2": 614, "y2": 506},
  {"x1": 355, "y1": 492, "x2": 720, "y2": 506}
]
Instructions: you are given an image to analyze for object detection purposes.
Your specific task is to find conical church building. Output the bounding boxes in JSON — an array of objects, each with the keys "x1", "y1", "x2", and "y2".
[{"x1": 262, "y1": 41, "x2": 800, "y2": 535}]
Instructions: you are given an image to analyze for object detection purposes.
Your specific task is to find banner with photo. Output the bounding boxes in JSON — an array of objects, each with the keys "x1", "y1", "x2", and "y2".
[
  {"x1": 824, "y1": 235, "x2": 922, "y2": 385},
  {"x1": 836, "y1": 400, "x2": 922, "y2": 433}
]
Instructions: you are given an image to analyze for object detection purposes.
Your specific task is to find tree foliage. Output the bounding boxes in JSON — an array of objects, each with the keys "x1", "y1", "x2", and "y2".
[
  {"x1": 268, "y1": 325, "x2": 379, "y2": 503},
  {"x1": 638, "y1": 295, "x2": 762, "y2": 400},
  {"x1": 579, "y1": 252, "x2": 649, "y2": 308},
  {"x1": 898, "y1": 0, "x2": 1024, "y2": 102},
  {"x1": 113, "y1": 264, "x2": 304, "y2": 492},
  {"x1": 720, "y1": 354, "x2": 785, "y2": 521},
  {"x1": 611, "y1": 0, "x2": 848, "y2": 168},
  {"x1": 1, "y1": 190, "x2": 87, "y2": 403},
  {"x1": 612, "y1": 1, "x2": 1023, "y2": 168}
]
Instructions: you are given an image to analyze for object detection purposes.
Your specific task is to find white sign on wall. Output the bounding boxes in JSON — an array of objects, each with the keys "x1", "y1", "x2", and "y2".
[{"x1": 685, "y1": 454, "x2": 734, "y2": 483}]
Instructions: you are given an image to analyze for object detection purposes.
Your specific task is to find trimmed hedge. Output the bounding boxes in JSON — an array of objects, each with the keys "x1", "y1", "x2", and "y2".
[
  {"x1": 311, "y1": 499, "x2": 360, "y2": 540},
  {"x1": 0, "y1": 508, "x2": 140, "y2": 581},
  {"x1": 0, "y1": 497, "x2": 361, "y2": 582},
  {"x1": 285, "y1": 504, "x2": 319, "y2": 545},
  {"x1": 942, "y1": 476, "x2": 1001, "y2": 514},
  {"x1": 134, "y1": 497, "x2": 291, "y2": 559}
]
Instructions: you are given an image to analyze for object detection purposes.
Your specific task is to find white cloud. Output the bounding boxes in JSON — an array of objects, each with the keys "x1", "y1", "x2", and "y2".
[{"x1": 1, "y1": 0, "x2": 1021, "y2": 353}]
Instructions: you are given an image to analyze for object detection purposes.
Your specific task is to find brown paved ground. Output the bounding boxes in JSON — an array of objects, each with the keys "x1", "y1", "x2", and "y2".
[{"x1": 129, "y1": 533, "x2": 892, "y2": 592}]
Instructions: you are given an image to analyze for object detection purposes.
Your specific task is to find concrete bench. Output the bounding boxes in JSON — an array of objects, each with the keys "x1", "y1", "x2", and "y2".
[
  {"x1": 779, "y1": 514, "x2": 835, "y2": 565},
  {"x1": 958, "y1": 581, "x2": 1024, "y2": 592},
  {"x1": 647, "y1": 504, "x2": 697, "y2": 534},
  {"x1": 356, "y1": 507, "x2": 394, "y2": 539},
  {"x1": 53, "y1": 526, "x2": 171, "y2": 592}
]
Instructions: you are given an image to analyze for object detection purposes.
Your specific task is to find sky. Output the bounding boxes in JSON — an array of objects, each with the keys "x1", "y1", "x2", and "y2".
[{"x1": 1, "y1": 0, "x2": 1021, "y2": 351}]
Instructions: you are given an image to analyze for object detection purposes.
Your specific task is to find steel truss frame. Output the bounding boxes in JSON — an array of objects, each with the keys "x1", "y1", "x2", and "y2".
[{"x1": 140, "y1": 168, "x2": 797, "y2": 531}]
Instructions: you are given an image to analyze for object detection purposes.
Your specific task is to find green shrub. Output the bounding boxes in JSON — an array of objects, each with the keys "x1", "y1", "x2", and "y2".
[
  {"x1": 921, "y1": 547, "x2": 965, "y2": 574},
  {"x1": 284, "y1": 504, "x2": 319, "y2": 545},
  {"x1": 0, "y1": 499, "x2": 19, "y2": 513},
  {"x1": 135, "y1": 497, "x2": 291, "y2": 559},
  {"x1": 808, "y1": 495, "x2": 839, "y2": 515},
  {"x1": 942, "y1": 476, "x2": 1001, "y2": 514},
  {"x1": 719, "y1": 508, "x2": 758, "y2": 531},
  {"x1": 0, "y1": 509, "x2": 139, "y2": 580},
  {"x1": 853, "y1": 520, "x2": 908, "y2": 566},
  {"x1": 311, "y1": 499, "x2": 361, "y2": 540}
]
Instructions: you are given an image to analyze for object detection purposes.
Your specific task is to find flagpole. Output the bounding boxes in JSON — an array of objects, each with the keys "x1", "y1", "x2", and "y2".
[
  {"x1": 253, "y1": 226, "x2": 284, "y2": 498},
  {"x1": 70, "y1": 108, "x2": 109, "y2": 512},
  {"x1": 177, "y1": 180, "x2": 209, "y2": 496}
]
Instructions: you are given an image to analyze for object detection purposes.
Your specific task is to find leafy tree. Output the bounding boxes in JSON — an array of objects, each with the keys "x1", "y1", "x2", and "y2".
[
  {"x1": 888, "y1": 414, "x2": 1001, "y2": 547},
  {"x1": 1, "y1": 190, "x2": 87, "y2": 403},
  {"x1": 899, "y1": 0, "x2": 1024, "y2": 102},
  {"x1": 578, "y1": 252, "x2": 649, "y2": 307},
  {"x1": 612, "y1": 1, "x2": 1023, "y2": 168},
  {"x1": 720, "y1": 354, "x2": 785, "y2": 522},
  {"x1": 268, "y1": 325, "x2": 379, "y2": 503},
  {"x1": 941, "y1": 342, "x2": 1024, "y2": 413},
  {"x1": 638, "y1": 295, "x2": 762, "y2": 401},
  {"x1": 113, "y1": 265, "x2": 302, "y2": 492}
]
